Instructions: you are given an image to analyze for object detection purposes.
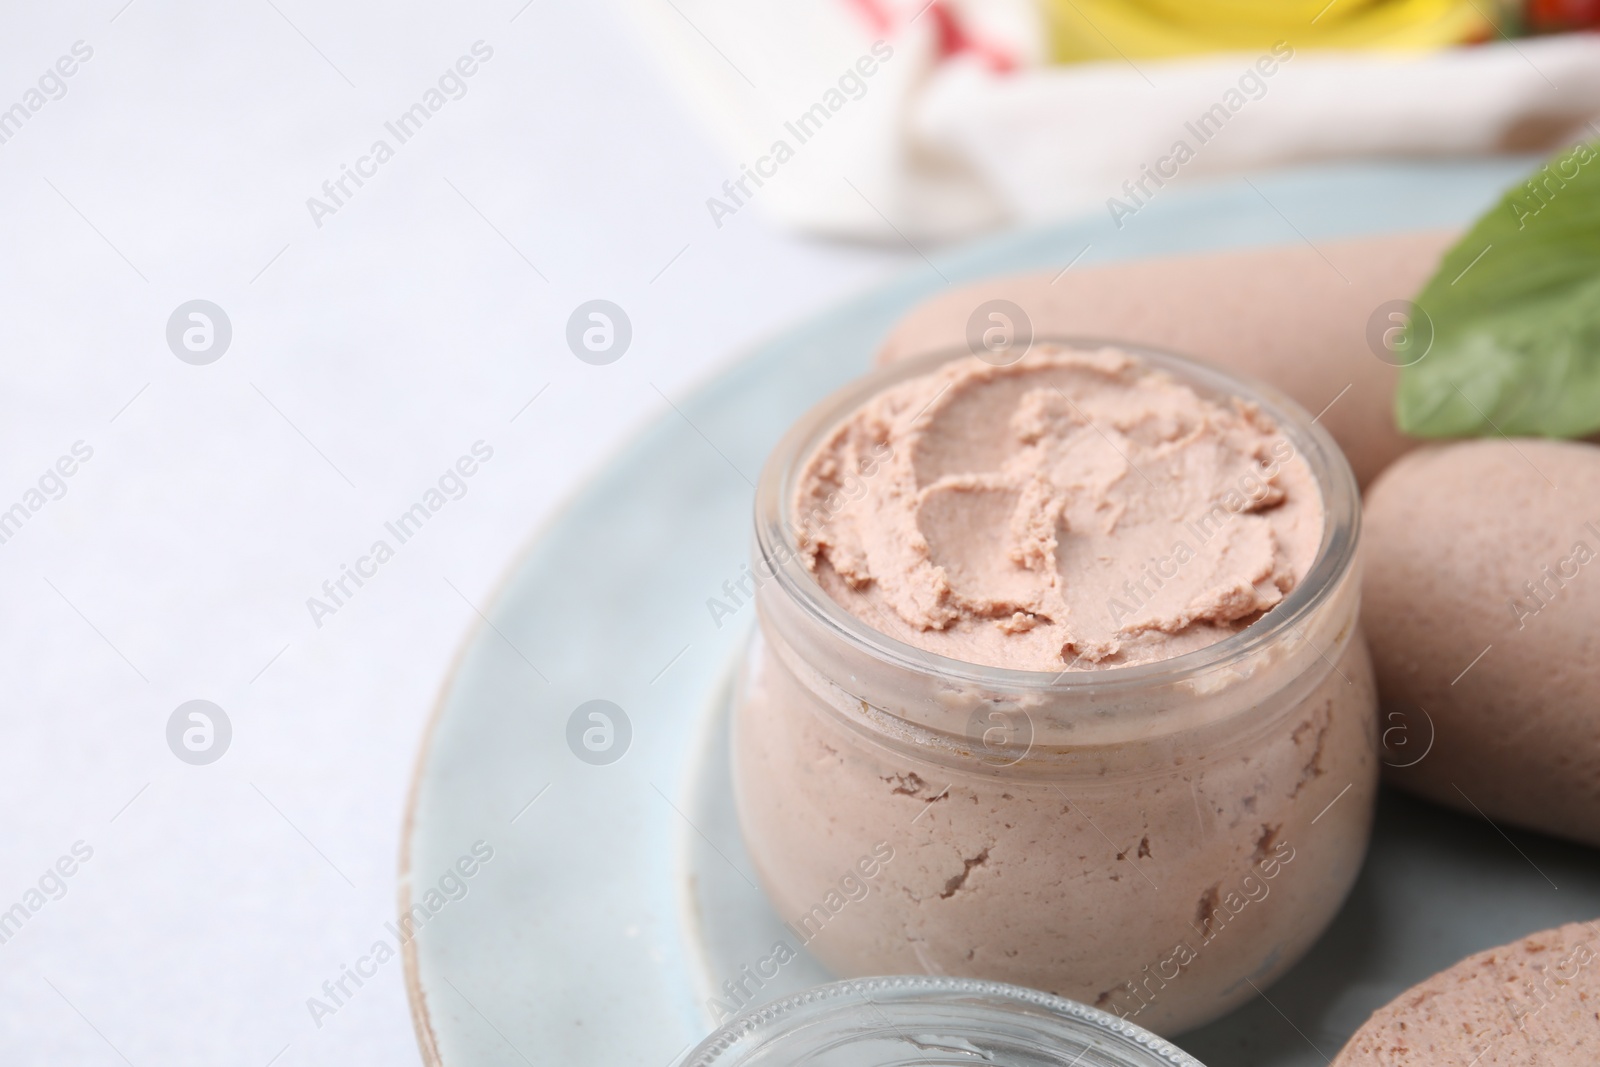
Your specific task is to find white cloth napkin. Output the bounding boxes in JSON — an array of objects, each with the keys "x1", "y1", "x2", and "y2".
[{"x1": 626, "y1": 0, "x2": 1600, "y2": 241}]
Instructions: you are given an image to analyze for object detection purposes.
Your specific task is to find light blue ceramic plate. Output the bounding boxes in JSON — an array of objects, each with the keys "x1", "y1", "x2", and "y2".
[{"x1": 400, "y1": 160, "x2": 1600, "y2": 1067}]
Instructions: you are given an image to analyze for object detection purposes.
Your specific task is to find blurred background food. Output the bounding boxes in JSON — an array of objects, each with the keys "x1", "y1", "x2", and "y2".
[
  {"x1": 631, "y1": 0, "x2": 1600, "y2": 240},
  {"x1": 1043, "y1": 0, "x2": 1500, "y2": 62},
  {"x1": 1527, "y1": 0, "x2": 1600, "y2": 32}
]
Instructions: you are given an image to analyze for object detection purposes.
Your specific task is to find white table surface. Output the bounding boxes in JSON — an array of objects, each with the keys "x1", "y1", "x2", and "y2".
[{"x1": 0, "y1": 3, "x2": 910, "y2": 1064}]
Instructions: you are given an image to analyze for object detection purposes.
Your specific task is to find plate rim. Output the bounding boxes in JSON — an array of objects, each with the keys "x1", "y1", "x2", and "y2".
[{"x1": 394, "y1": 296, "x2": 871, "y2": 1067}]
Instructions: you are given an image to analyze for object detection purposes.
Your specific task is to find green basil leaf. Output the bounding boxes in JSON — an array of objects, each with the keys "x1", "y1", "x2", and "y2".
[{"x1": 1397, "y1": 141, "x2": 1600, "y2": 438}]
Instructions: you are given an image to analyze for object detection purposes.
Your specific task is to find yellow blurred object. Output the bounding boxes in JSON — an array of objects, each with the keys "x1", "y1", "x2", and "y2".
[{"x1": 1044, "y1": 0, "x2": 1500, "y2": 62}]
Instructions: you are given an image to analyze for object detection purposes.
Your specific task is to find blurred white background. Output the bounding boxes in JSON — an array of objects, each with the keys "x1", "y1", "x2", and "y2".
[{"x1": 0, "y1": 2, "x2": 912, "y2": 1064}]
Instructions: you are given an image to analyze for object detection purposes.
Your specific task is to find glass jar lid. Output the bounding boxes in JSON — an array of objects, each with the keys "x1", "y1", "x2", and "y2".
[{"x1": 677, "y1": 976, "x2": 1208, "y2": 1066}]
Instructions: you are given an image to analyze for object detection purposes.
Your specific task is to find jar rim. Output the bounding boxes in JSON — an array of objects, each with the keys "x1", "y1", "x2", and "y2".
[
  {"x1": 678, "y1": 975, "x2": 1206, "y2": 1066},
  {"x1": 752, "y1": 338, "x2": 1362, "y2": 695}
]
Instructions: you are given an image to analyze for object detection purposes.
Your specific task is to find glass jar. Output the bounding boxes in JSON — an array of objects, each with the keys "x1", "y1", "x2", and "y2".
[
  {"x1": 678, "y1": 975, "x2": 1206, "y2": 1066},
  {"x1": 731, "y1": 342, "x2": 1378, "y2": 1036}
]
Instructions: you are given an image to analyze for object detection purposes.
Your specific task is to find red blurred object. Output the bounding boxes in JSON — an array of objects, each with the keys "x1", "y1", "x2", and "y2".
[
  {"x1": 845, "y1": 0, "x2": 1017, "y2": 71},
  {"x1": 1526, "y1": 0, "x2": 1600, "y2": 31}
]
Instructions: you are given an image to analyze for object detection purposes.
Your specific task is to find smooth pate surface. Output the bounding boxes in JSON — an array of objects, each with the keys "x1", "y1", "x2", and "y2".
[{"x1": 793, "y1": 345, "x2": 1324, "y2": 672}]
